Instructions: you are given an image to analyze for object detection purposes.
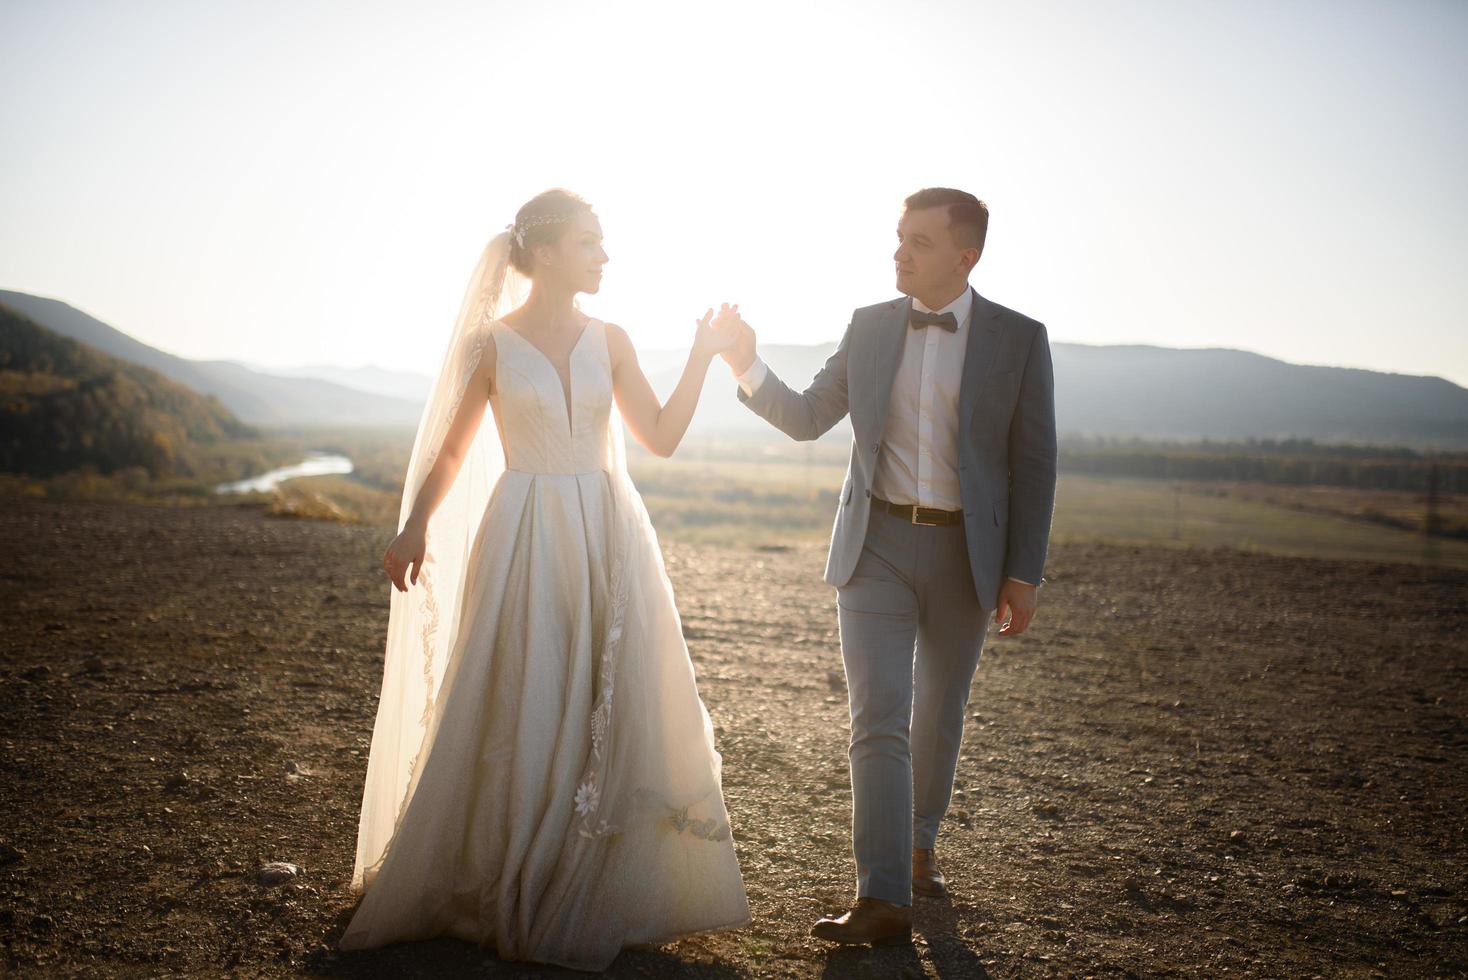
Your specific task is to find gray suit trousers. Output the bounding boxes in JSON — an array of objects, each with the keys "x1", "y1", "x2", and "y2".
[{"x1": 837, "y1": 505, "x2": 990, "y2": 906}]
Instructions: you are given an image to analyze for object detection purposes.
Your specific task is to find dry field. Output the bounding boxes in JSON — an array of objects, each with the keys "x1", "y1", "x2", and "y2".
[
  {"x1": 1180, "y1": 481, "x2": 1468, "y2": 541},
  {"x1": 1, "y1": 498, "x2": 1465, "y2": 978}
]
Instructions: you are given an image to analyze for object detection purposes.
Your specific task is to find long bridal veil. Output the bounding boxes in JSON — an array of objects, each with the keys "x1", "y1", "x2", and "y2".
[
  {"x1": 351, "y1": 230, "x2": 636, "y2": 894},
  {"x1": 350, "y1": 231, "x2": 517, "y2": 893}
]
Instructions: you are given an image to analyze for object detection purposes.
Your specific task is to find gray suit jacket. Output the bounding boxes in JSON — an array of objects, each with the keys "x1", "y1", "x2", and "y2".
[{"x1": 737, "y1": 287, "x2": 1057, "y2": 612}]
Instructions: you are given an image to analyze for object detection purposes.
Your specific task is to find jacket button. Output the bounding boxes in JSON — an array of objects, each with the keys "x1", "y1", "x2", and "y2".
[
  {"x1": 864, "y1": 490, "x2": 871, "y2": 498},
  {"x1": 870, "y1": 443, "x2": 879, "y2": 453}
]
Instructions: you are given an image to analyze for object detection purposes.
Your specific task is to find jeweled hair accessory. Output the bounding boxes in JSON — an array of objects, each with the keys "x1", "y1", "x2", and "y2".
[{"x1": 510, "y1": 211, "x2": 574, "y2": 248}]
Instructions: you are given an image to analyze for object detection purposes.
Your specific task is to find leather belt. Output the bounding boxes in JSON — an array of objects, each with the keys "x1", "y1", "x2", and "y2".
[{"x1": 871, "y1": 495, "x2": 963, "y2": 526}]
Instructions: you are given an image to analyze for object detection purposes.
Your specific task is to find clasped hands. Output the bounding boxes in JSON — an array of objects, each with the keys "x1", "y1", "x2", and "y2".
[
  {"x1": 708, "y1": 303, "x2": 757, "y2": 374},
  {"x1": 690, "y1": 304, "x2": 746, "y2": 362}
]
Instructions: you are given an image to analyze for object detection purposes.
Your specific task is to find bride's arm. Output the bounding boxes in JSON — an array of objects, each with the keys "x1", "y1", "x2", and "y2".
[
  {"x1": 383, "y1": 340, "x2": 496, "y2": 591},
  {"x1": 607, "y1": 313, "x2": 735, "y2": 458}
]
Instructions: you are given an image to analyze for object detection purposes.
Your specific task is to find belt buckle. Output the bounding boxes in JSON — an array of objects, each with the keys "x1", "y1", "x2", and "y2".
[{"x1": 911, "y1": 506, "x2": 943, "y2": 526}]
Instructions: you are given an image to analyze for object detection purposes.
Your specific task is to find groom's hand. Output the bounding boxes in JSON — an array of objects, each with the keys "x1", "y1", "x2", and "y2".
[
  {"x1": 714, "y1": 304, "x2": 757, "y2": 374},
  {"x1": 995, "y1": 580, "x2": 1037, "y2": 636}
]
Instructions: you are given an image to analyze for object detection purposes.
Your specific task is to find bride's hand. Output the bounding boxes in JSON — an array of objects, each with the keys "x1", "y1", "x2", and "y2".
[
  {"x1": 711, "y1": 302, "x2": 743, "y2": 335},
  {"x1": 693, "y1": 304, "x2": 740, "y2": 359},
  {"x1": 383, "y1": 522, "x2": 427, "y2": 592},
  {"x1": 711, "y1": 303, "x2": 756, "y2": 373}
]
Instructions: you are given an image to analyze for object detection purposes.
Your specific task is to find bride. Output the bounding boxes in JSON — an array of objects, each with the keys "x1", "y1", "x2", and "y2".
[{"x1": 338, "y1": 189, "x2": 750, "y2": 969}]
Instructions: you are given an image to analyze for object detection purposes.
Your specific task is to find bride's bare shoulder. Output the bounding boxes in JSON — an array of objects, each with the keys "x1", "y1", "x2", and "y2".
[
  {"x1": 476, "y1": 321, "x2": 499, "y2": 356},
  {"x1": 471, "y1": 323, "x2": 498, "y2": 393},
  {"x1": 601, "y1": 321, "x2": 635, "y2": 368},
  {"x1": 602, "y1": 320, "x2": 631, "y2": 349}
]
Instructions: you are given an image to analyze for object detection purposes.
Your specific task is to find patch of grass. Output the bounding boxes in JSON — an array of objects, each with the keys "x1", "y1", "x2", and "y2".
[
  {"x1": 263, "y1": 475, "x2": 399, "y2": 525},
  {"x1": 628, "y1": 457, "x2": 843, "y2": 548},
  {"x1": 630, "y1": 458, "x2": 1468, "y2": 568},
  {"x1": 1051, "y1": 474, "x2": 1468, "y2": 568},
  {"x1": 1188, "y1": 480, "x2": 1468, "y2": 539}
]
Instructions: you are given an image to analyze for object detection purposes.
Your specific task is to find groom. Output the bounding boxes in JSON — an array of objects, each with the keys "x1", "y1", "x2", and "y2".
[{"x1": 717, "y1": 188, "x2": 1057, "y2": 945}]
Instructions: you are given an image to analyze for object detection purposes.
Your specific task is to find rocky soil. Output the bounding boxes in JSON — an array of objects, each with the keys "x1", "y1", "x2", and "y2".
[{"x1": 1, "y1": 498, "x2": 1465, "y2": 978}]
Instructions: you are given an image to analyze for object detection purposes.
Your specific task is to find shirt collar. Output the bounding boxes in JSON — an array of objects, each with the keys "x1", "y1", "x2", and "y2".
[{"x1": 911, "y1": 286, "x2": 973, "y2": 328}]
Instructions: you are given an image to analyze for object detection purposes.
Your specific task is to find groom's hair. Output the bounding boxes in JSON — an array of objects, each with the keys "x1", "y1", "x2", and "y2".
[{"x1": 903, "y1": 188, "x2": 989, "y2": 258}]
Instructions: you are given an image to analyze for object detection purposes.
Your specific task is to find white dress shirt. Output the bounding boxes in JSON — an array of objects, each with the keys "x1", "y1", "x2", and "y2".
[
  {"x1": 735, "y1": 288, "x2": 1035, "y2": 587},
  {"x1": 872, "y1": 288, "x2": 971, "y2": 511}
]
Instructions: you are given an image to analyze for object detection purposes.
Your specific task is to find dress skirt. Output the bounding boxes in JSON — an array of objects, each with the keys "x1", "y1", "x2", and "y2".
[{"x1": 339, "y1": 466, "x2": 749, "y2": 970}]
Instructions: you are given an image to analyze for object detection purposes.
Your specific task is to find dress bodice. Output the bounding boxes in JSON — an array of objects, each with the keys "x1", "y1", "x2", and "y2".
[{"x1": 490, "y1": 318, "x2": 614, "y2": 475}]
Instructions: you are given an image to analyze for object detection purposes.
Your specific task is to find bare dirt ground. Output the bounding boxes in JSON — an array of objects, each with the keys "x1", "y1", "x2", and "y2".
[{"x1": 1, "y1": 497, "x2": 1465, "y2": 978}]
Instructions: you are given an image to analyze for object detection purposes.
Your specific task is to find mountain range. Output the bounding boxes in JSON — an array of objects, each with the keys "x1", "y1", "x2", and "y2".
[
  {"x1": 0, "y1": 291, "x2": 423, "y2": 428},
  {"x1": 0, "y1": 304, "x2": 254, "y2": 478},
  {"x1": 3, "y1": 290, "x2": 1466, "y2": 448}
]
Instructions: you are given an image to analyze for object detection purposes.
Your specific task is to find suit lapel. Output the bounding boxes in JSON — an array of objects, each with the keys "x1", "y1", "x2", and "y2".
[
  {"x1": 958, "y1": 286, "x2": 1004, "y2": 444},
  {"x1": 867, "y1": 296, "x2": 910, "y2": 441}
]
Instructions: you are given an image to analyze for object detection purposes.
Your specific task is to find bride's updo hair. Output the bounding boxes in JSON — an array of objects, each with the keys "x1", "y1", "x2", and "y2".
[{"x1": 508, "y1": 189, "x2": 594, "y2": 276}]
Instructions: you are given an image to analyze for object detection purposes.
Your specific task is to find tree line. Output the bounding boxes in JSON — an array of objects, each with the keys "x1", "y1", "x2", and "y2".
[{"x1": 1058, "y1": 436, "x2": 1468, "y2": 493}]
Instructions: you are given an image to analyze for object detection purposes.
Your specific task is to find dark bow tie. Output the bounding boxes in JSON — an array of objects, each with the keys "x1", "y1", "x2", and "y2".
[{"x1": 909, "y1": 309, "x2": 958, "y2": 332}]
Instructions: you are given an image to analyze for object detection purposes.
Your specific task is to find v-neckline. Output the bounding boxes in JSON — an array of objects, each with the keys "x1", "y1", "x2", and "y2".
[{"x1": 499, "y1": 318, "x2": 593, "y2": 436}]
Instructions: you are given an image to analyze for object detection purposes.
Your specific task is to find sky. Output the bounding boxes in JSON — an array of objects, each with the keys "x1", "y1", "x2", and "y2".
[{"x1": 2, "y1": 0, "x2": 1466, "y2": 385}]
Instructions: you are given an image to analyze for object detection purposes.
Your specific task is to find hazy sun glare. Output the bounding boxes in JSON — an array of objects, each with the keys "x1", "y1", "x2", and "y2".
[{"x1": 2, "y1": 0, "x2": 1465, "y2": 384}]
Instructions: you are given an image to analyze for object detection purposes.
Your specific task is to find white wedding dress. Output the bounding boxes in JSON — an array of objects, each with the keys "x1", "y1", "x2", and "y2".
[{"x1": 339, "y1": 317, "x2": 749, "y2": 970}]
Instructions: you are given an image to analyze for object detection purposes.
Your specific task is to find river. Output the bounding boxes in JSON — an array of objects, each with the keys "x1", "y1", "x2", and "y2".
[{"x1": 214, "y1": 452, "x2": 354, "y2": 494}]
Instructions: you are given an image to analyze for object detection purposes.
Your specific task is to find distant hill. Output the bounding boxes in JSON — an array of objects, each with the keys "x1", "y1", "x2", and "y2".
[
  {"x1": 1053, "y1": 344, "x2": 1468, "y2": 447},
  {"x1": 0, "y1": 291, "x2": 422, "y2": 428},
  {"x1": 238, "y1": 361, "x2": 433, "y2": 403},
  {"x1": 646, "y1": 340, "x2": 1468, "y2": 449},
  {"x1": 0, "y1": 306, "x2": 255, "y2": 478},
  {"x1": 4, "y1": 289, "x2": 1465, "y2": 447}
]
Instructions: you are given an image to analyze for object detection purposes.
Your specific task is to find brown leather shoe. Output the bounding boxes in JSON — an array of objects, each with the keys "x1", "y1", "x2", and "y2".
[
  {"x1": 810, "y1": 897, "x2": 913, "y2": 946},
  {"x1": 913, "y1": 847, "x2": 947, "y2": 897}
]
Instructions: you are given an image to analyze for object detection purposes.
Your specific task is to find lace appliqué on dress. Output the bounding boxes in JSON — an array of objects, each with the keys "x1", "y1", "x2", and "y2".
[
  {"x1": 669, "y1": 805, "x2": 732, "y2": 843},
  {"x1": 568, "y1": 475, "x2": 734, "y2": 847},
  {"x1": 573, "y1": 490, "x2": 630, "y2": 841}
]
